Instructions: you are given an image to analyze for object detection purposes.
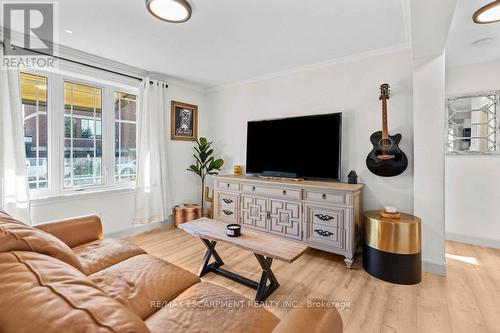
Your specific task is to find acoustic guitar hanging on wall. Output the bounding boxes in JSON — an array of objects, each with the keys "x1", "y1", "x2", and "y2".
[{"x1": 366, "y1": 83, "x2": 408, "y2": 177}]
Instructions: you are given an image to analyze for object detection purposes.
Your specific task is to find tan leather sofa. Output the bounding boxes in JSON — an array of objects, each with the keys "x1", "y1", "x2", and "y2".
[{"x1": 0, "y1": 211, "x2": 343, "y2": 333}]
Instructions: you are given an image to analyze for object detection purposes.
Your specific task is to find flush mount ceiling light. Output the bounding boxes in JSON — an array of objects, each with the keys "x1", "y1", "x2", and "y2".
[
  {"x1": 473, "y1": 1, "x2": 500, "y2": 24},
  {"x1": 146, "y1": 0, "x2": 192, "y2": 23}
]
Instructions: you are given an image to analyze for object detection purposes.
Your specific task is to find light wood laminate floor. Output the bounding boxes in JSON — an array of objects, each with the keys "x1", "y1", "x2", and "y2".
[{"x1": 127, "y1": 226, "x2": 500, "y2": 333}]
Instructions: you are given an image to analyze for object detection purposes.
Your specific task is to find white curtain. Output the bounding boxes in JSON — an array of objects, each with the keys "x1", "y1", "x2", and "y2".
[
  {"x1": 0, "y1": 47, "x2": 31, "y2": 223},
  {"x1": 133, "y1": 78, "x2": 172, "y2": 224}
]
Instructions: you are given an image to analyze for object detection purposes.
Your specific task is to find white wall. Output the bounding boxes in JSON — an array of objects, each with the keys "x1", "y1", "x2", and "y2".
[
  {"x1": 413, "y1": 54, "x2": 446, "y2": 275},
  {"x1": 206, "y1": 50, "x2": 415, "y2": 215},
  {"x1": 445, "y1": 59, "x2": 500, "y2": 248},
  {"x1": 32, "y1": 82, "x2": 208, "y2": 234}
]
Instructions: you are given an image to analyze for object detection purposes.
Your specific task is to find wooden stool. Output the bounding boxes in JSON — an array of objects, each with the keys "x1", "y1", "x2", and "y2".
[
  {"x1": 172, "y1": 204, "x2": 202, "y2": 227},
  {"x1": 363, "y1": 210, "x2": 422, "y2": 285}
]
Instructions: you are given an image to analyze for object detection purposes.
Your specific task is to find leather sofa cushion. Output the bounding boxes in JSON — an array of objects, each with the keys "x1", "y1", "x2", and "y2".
[
  {"x1": 0, "y1": 211, "x2": 83, "y2": 271},
  {"x1": 0, "y1": 251, "x2": 150, "y2": 333},
  {"x1": 73, "y1": 238, "x2": 146, "y2": 275},
  {"x1": 90, "y1": 254, "x2": 201, "y2": 319},
  {"x1": 36, "y1": 214, "x2": 104, "y2": 248},
  {"x1": 145, "y1": 282, "x2": 280, "y2": 333}
]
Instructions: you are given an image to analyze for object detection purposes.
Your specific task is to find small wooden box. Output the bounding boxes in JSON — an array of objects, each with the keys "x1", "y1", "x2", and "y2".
[{"x1": 173, "y1": 204, "x2": 202, "y2": 227}]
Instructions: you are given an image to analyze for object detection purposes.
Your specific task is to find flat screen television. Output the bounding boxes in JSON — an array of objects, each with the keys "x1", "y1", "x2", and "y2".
[{"x1": 246, "y1": 113, "x2": 342, "y2": 180}]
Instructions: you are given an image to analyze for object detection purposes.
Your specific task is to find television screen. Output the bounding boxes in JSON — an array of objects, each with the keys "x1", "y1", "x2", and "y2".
[{"x1": 246, "y1": 113, "x2": 342, "y2": 180}]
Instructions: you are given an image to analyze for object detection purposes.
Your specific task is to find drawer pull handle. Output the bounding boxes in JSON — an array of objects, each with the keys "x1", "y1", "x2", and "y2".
[
  {"x1": 252, "y1": 186, "x2": 256, "y2": 191},
  {"x1": 315, "y1": 214, "x2": 334, "y2": 221},
  {"x1": 222, "y1": 210, "x2": 234, "y2": 216},
  {"x1": 222, "y1": 198, "x2": 233, "y2": 204},
  {"x1": 322, "y1": 194, "x2": 327, "y2": 199},
  {"x1": 226, "y1": 183, "x2": 230, "y2": 188},
  {"x1": 282, "y1": 190, "x2": 287, "y2": 195},
  {"x1": 314, "y1": 229, "x2": 334, "y2": 237}
]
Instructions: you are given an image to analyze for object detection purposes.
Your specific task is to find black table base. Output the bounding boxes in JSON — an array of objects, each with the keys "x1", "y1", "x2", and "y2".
[{"x1": 198, "y1": 238, "x2": 279, "y2": 303}]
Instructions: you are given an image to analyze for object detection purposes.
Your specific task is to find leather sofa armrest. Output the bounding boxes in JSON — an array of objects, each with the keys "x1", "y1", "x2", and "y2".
[
  {"x1": 272, "y1": 300, "x2": 343, "y2": 333},
  {"x1": 35, "y1": 215, "x2": 103, "y2": 248}
]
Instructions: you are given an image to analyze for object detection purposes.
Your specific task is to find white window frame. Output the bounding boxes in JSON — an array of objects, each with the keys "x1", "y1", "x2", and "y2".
[
  {"x1": 22, "y1": 68, "x2": 139, "y2": 201},
  {"x1": 114, "y1": 92, "x2": 138, "y2": 183}
]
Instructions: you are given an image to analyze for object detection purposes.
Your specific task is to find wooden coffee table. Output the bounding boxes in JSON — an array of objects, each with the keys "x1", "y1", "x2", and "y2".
[{"x1": 179, "y1": 218, "x2": 308, "y2": 303}]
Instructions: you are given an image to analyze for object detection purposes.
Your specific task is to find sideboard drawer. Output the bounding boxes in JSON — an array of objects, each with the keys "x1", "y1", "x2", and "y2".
[
  {"x1": 214, "y1": 191, "x2": 239, "y2": 224},
  {"x1": 306, "y1": 223, "x2": 344, "y2": 249},
  {"x1": 241, "y1": 184, "x2": 301, "y2": 200},
  {"x1": 304, "y1": 203, "x2": 345, "y2": 229},
  {"x1": 303, "y1": 190, "x2": 352, "y2": 206},
  {"x1": 216, "y1": 180, "x2": 240, "y2": 192}
]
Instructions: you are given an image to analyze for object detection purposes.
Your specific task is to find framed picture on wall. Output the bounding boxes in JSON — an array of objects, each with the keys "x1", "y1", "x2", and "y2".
[{"x1": 171, "y1": 100, "x2": 198, "y2": 141}]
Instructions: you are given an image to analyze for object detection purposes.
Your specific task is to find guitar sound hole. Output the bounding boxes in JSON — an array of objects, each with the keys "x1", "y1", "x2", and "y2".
[{"x1": 378, "y1": 138, "x2": 393, "y2": 150}]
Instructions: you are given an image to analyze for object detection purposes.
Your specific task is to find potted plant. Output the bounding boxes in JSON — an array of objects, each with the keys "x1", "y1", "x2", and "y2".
[{"x1": 187, "y1": 137, "x2": 224, "y2": 210}]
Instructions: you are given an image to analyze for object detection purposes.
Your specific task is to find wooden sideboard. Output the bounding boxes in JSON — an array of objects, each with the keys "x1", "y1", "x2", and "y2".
[{"x1": 212, "y1": 175, "x2": 363, "y2": 268}]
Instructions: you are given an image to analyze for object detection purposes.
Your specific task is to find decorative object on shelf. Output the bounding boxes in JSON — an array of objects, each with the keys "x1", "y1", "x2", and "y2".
[
  {"x1": 347, "y1": 170, "x2": 358, "y2": 184},
  {"x1": 446, "y1": 92, "x2": 499, "y2": 154},
  {"x1": 226, "y1": 224, "x2": 241, "y2": 237},
  {"x1": 187, "y1": 137, "x2": 224, "y2": 210},
  {"x1": 366, "y1": 84, "x2": 408, "y2": 177},
  {"x1": 145, "y1": 0, "x2": 192, "y2": 23},
  {"x1": 380, "y1": 205, "x2": 400, "y2": 219},
  {"x1": 203, "y1": 186, "x2": 213, "y2": 218},
  {"x1": 473, "y1": 0, "x2": 500, "y2": 24},
  {"x1": 380, "y1": 211, "x2": 401, "y2": 219},
  {"x1": 171, "y1": 100, "x2": 198, "y2": 140},
  {"x1": 233, "y1": 165, "x2": 242, "y2": 176},
  {"x1": 363, "y1": 210, "x2": 422, "y2": 285},
  {"x1": 172, "y1": 204, "x2": 202, "y2": 227}
]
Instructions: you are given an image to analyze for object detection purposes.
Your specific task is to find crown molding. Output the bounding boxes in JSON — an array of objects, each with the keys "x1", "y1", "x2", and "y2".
[
  {"x1": 1, "y1": 29, "x2": 206, "y2": 92},
  {"x1": 207, "y1": 42, "x2": 412, "y2": 93}
]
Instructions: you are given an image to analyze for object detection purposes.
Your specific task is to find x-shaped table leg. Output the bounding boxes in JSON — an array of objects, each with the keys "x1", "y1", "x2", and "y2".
[{"x1": 197, "y1": 238, "x2": 280, "y2": 303}]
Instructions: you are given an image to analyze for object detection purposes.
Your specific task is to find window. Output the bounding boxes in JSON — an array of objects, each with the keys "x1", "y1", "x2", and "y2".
[
  {"x1": 20, "y1": 73, "x2": 48, "y2": 190},
  {"x1": 114, "y1": 92, "x2": 137, "y2": 182},
  {"x1": 18, "y1": 70, "x2": 138, "y2": 197},
  {"x1": 63, "y1": 82, "x2": 103, "y2": 187}
]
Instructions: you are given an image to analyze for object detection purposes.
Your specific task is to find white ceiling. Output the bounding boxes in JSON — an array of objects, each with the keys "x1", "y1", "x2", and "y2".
[
  {"x1": 58, "y1": 0, "x2": 409, "y2": 88},
  {"x1": 447, "y1": 0, "x2": 500, "y2": 67}
]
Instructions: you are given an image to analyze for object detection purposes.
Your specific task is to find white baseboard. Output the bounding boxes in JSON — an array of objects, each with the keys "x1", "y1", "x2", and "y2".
[
  {"x1": 422, "y1": 258, "x2": 446, "y2": 276},
  {"x1": 106, "y1": 218, "x2": 172, "y2": 238},
  {"x1": 446, "y1": 232, "x2": 500, "y2": 250}
]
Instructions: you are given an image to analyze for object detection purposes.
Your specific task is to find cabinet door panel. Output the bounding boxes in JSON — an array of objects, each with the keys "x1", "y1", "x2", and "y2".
[
  {"x1": 269, "y1": 199, "x2": 302, "y2": 240},
  {"x1": 241, "y1": 195, "x2": 268, "y2": 231}
]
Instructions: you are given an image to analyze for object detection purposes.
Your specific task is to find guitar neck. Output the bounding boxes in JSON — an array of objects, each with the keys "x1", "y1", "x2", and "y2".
[{"x1": 381, "y1": 98, "x2": 388, "y2": 139}]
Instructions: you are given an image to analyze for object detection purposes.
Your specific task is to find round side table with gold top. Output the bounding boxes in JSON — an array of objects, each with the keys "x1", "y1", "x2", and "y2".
[{"x1": 363, "y1": 210, "x2": 422, "y2": 285}]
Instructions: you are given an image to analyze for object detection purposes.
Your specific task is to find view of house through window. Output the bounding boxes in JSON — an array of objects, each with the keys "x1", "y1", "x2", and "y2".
[
  {"x1": 19, "y1": 72, "x2": 137, "y2": 194},
  {"x1": 114, "y1": 92, "x2": 137, "y2": 181},
  {"x1": 64, "y1": 81, "x2": 103, "y2": 187},
  {"x1": 20, "y1": 73, "x2": 48, "y2": 190}
]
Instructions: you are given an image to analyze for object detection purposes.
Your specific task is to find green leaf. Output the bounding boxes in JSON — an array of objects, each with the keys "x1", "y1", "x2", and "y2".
[
  {"x1": 211, "y1": 158, "x2": 224, "y2": 169},
  {"x1": 193, "y1": 154, "x2": 202, "y2": 165},
  {"x1": 199, "y1": 137, "x2": 207, "y2": 146}
]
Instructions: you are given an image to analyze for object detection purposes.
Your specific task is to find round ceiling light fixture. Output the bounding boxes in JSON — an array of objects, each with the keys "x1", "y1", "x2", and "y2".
[
  {"x1": 146, "y1": 0, "x2": 192, "y2": 23},
  {"x1": 473, "y1": 1, "x2": 500, "y2": 24}
]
